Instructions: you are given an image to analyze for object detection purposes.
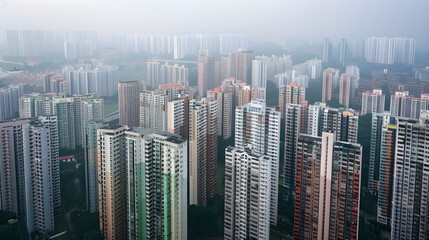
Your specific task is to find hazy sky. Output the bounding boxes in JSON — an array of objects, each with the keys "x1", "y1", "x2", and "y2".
[{"x1": 1, "y1": 0, "x2": 428, "y2": 45}]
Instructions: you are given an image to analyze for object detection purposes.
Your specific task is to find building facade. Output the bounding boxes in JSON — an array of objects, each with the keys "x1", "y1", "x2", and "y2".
[
  {"x1": 126, "y1": 130, "x2": 188, "y2": 240},
  {"x1": 361, "y1": 89, "x2": 385, "y2": 115},
  {"x1": 233, "y1": 99, "x2": 281, "y2": 226},
  {"x1": 293, "y1": 132, "x2": 362, "y2": 240},
  {"x1": 391, "y1": 113, "x2": 429, "y2": 239},
  {"x1": 97, "y1": 125, "x2": 128, "y2": 240},
  {"x1": 119, "y1": 81, "x2": 141, "y2": 127}
]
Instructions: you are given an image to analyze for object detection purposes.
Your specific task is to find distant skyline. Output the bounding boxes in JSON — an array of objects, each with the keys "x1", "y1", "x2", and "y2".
[{"x1": 0, "y1": 0, "x2": 428, "y2": 49}]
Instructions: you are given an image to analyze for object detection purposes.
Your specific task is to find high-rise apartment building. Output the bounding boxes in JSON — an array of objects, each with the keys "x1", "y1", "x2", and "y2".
[
  {"x1": 158, "y1": 83, "x2": 197, "y2": 101},
  {"x1": 339, "y1": 73, "x2": 359, "y2": 108},
  {"x1": 368, "y1": 112, "x2": 394, "y2": 194},
  {"x1": 361, "y1": 89, "x2": 385, "y2": 115},
  {"x1": 307, "y1": 104, "x2": 359, "y2": 143},
  {"x1": 0, "y1": 117, "x2": 59, "y2": 234},
  {"x1": 54, "y1": 97, "x2": 76, "y2": 149},
  {"x1": 219, "y1": 57, "x2": 231, "y2": 82},
  {"x1": 233, "y1": 99, "x2": 281, "y2": 226},
  {"x1": 38, "y1": 115, "x2": 61, "y2": 210},
  {"x1": 279, "y1": 82, "x2": 306, "y2": 118},
  {"x1": 64, "y1": 40, "x2": 94, "y2": 60},
  {"x1": 293, "y1": 58, "x2": 322, "y2": 80},
  {"x1": 293, "y1": 132, "x2": 362, "y2": 240},
  {"x1": 6, "y1": 30, "x2": 97, "y2": 57},
  {"x1": 307, "y1": 102, "x2": 327, "y2": 137},
  {"x1": 43, "y1": 73, "x2": 70, "y2": 94},
  {"x1": 251, "y1": 59, "x2": 268, "y2": 88},
  {"x1": 166, "y1": 95, "x2": 218, "y2": 205},
  {"x1": 84, "y1": 120, "x2": 107, "y2": 213},
  {"x1": 322, "y1": 68, "x2": 338, "y2": 103},
  {"x1": 0, "y1": 84, "x2": 24, "y2": 121},
  {"x1": 119, "y1": 81, "x2": 141, "y2": 127},
  {"x1": 197, "y1": 50, "x2": 216, "y2": 97},
  {"x1": 323, "y1": 107, "x2": 359, "y2": 143},
  {"x1": 188, "y1": 100, "x2": 208, "y2": 206},
  {"x1": 224, "y1": 146, "x2": 272, "y2": 239},
  {"x1": 283, "y1": 104, "x2": 301, "y2": 189},
  {"x1": 188, "y1": 98, "x2": 218, "y2": 205},
  {"x1": 167, "y1": 95, "x2": 195, "y2": 140},
  {"x1": 377, "y1": 123, "x2": 397, "y2": 225},
  {"x1": 322, "y1": 38, "x2": 333, "y2": 62},
  {"x1": 339, "y1": 39, "x2": 348, "y2": 66},
  {"x1": 62, "y1": 64, "x2": 119, "y2": 97},
  {"x1": 160, "y1": 63, "x2": 189, "y2": 86},
  {"x1": 21, "y1": 93, "x2": 104, "y2": 150},
  {"x1": 230, "y1": 50, "x2": 255, "y2": 84},
  {"x1": 167, "y1": 98, "x2": 186, "y2": 137},
  {"x1": 391, "y1": 113, "x2": 429, "y2": 239},
  {"x1": 206, "y1": 78, "x2": 265, "y2": 139},
  {"x1": 365, "y1": 37, "x2": 415, "y2": 64},
  {"x1": 115, "y1": 33, "x2": 246, "y2": 58},
  {"x1": 351, "y1": 40, "x2": 365, "y2": 59},
  {"x1": 207, "y1": 88, "x2": 234, "y2": 139},
  {"x1": 236, "y1": 84, "x2": 266, "y2": 105},
  {"x1": 390, "y1": 90, "x2": 429, "y2": 119},
  {"x1": 126, "y1": 130, "x2": 188, "y2": 240},
  {"x1": 148, "y1": 62, "x2": 189, "y2": 88},
  {"x1": 203, "y1": 98, "x2": 219, "y2": 201},
  {"x1": 345, "y1": 65, "x2": 360, "y2": 80},
  {"x1": 19, "y1": 93, "x2": 55, "y2": 118},
  {"x1": 139, "y1": 90, "x2": 170, "y2": 132},
  {"x1": 97, "y1": 125, "x2": 128, "y2": 240},
  {"x1": 253, "y1": 55, "x2": 292, "y2": 81},
  {"x1": 219, "y1": 78, "x2": 265, "y2": 106},
  {"x1": 147, "y1": 62, "x2": 161, "y2": 89}
]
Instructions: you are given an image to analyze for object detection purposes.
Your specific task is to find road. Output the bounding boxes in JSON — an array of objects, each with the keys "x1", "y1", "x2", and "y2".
[
  {"x1": 0, "y1": 54, "x2": 24, "y2": 65},
  {"x1": 104, "y1": 110, "x2": 119, "y2": 122}
]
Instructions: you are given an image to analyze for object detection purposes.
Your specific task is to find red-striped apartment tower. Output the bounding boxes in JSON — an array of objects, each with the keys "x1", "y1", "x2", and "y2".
[{"x1": 294, "y1": 132, "x2": 362, "y2": 240}]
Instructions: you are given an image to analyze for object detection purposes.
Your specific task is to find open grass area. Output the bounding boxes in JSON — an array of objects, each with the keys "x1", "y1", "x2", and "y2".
[
  {"x1": 53, "y1": 215, "x2": 68, "y2": 235},
  {"x1": 188, "y1": 196, "x2": 224, "y2": 239},
  {"x1": 70, "y1": 212, "x2": 100, "y2": 240},
  {"x1": 360, "y1": 194, "x2": 378, "y2": 216},
  {"x1": 104, "y1": 102, "x2": 118, "y2": 115},
  {"x1": 0, "y1": 224, "x2": 22, "y2": 240}
]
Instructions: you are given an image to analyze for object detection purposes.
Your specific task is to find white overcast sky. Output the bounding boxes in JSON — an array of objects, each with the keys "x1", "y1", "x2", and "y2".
[{"x1": 0, "y1": 0, "x2": 428, "y2": 45}]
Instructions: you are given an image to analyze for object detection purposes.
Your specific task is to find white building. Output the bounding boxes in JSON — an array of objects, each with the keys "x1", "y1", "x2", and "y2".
[
  {"x1": 365, "y1": 37, "x2": 415, "y2": 64},
  {"x1": 391, "y1": 113, "x2": 429, "y2": 239},
  {"x1": 252, "y1": 59, "x2": 268, "y2": 88},
  {"x1": 390, "y1": 91, "x2": 429, "y2": 119},
  {"x1": 224, "y1": 146, "x2": 272, "y2": 239},
  {"x1": 361, "y1": 89, "x2": 385, "y2": 115},
  {"x1": 62, "y1": 64, "x2": 119, "y2": 97},
  {"x1": 64, "y1": 40, "x2": 94, "y2": 60},
  {"x1": 0, "y1": 84, "x2": 24, "y2": 121},
  {"x1": 233, "y1": 99, "x2": 281, "y2": 227}
]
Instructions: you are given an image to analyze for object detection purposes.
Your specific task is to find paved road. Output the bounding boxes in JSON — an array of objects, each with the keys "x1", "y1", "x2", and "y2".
[
  {"x1": 0, "y1": 54, "x2": 24, "y2": 65},
  {"x1": 104, "y1": 110, "x2": 119, "y2": 122}
]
